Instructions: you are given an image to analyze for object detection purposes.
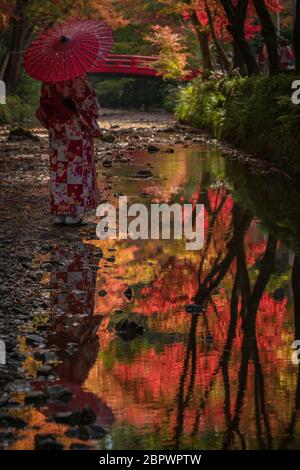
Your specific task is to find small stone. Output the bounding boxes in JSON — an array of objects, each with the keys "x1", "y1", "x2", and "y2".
[
  {"x1": 8, "y1": 127, "x2": 40, "y2": 142},
  {"x1": 65, "y1": 424, "x2": 107, "y2": 440},
  {"x1": 147, "y1": 145, "x2": 159, "y2": 153},
  {"x1": 25, "y1": 390, "x2": 48, "y2": 404},
  {"x1": 0, "y1": 431, "x2": 14, "y2": 443},
  {"x1": 136, "y1": 170, "x2": 153, "y2": 179},
  {"x1": 37, "y1": 365, "x2": 53, "y2": 377},
  {"x1": 53, "y1": 405, "x2": 96, "y2": 426},
  {"x1": 98, "y1": 290, "x2": 107, "y2": 297},
  {"x1": 0, "y1": 393, "x2": 9, "y2": 407},
  {"x1": 0, "y1": 412, "x2": 26, "y2": 428},
  {"x1": 48, "y1": 385, "x2": 73, "y2": 403},
  {"x1": 26, "y1": 334, "x2": 45, "y2": 345},
  {"x1": 70, "y1": 443, "x2": 92, "y2": 450},
  {"x1": 101, "y1": 133, "x2": 115, "y2": 143},
  {"x1": 35, "y1": 434, "x2": 63, "y2": 450}
]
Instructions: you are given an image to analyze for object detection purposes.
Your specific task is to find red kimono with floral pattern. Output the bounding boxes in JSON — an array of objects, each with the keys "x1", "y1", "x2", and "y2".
[{"x1": 36, "y1": 76, "x2": 101, "y2": 216}]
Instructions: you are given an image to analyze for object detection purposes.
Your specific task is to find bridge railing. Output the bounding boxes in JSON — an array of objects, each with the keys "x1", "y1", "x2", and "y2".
[
  {"x1": 89, "y1": 54, "x2": 159, "y2": 76},
  {"x1": 89, "y1": 54, "x2": 200, "y2": 80}
]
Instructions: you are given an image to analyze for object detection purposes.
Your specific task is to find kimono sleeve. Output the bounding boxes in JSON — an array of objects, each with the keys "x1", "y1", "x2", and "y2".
[
  {"x1": 36, "y1": 83, "x2": 51, "y2": 129},
  {"x1": 70, "y1": 77, "x2": 102, "y2": 138}
]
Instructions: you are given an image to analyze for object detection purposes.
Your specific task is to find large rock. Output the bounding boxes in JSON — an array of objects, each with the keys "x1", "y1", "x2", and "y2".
[{"x1": 8, "y1": 127, "x2": 40, "y2": 142}]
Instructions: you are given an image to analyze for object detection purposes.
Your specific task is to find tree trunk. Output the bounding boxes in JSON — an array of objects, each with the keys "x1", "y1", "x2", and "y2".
[
  {"x1": 233, "y1": 39, "x2": 247, "y2": 75},
  {"x1": 252, "y1": 0, "x2": 279, "y2": 75},
  {"x1": 203, "y1": 0, "x2": 232, "y2": 72},
  {"x1": 198, "y1": 30, "x2": 214, "y2": 75},
  {"x1": 3, "y1": 0, "x2": 29, "y2": 95},
  {"x1": 294, "y1": 0, "x2": 300, "y2": 74},
  {"x1": 182, "y1": 0, "x2": 213, "y2": 75},
  {"x1": 232, "y1": 0, "x2": 248, "y2": 75},
  {"x1": 188, "y1": 10, "x2": 213, "y2": 75},
  {"x1": 220, "y1": 0, "x2": 259, "y2": 75}
]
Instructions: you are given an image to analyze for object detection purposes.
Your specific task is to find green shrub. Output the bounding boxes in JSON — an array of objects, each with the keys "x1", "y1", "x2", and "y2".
[
  {"x1": 0, "y1": 70, "x2": 40, "y2": 124},
  {"x1": 176, "y1": 77, "x2": 226, "y2": 138},
  {"x1": 176, "y1": 74, "x2": 300, "y2": 177},
  {"x1": 0, "y1": 95, "x2": 27, "y2": 123}
]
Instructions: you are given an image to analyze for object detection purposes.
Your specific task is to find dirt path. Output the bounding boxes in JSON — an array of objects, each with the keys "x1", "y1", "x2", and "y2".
[{"x1": 0, "y1": 109, "x2": 213, "y2": 448}]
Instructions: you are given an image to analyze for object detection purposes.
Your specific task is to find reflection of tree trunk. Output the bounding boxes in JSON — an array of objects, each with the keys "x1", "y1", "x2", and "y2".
[
  {"x1": 252, "y1": 0, "x2": 279, "y2": 75},
  {"x1": 292, "y1": 255, "x2": 300, "y2": 345},
  {"x1": 231, "y1": 235, "x2": 276, "y2": 446},
  {"x1": 174, "y1": 315, "x2": 198, "y2": 448},
  {"x1": 3, "y1": 0, "x2": 29, "y2": 95},
  {"x1": 280, "y1": 255, "x2": 300, "y2": 448},
  {"x1": 222, "y1": 272, "x2": 240, "y2": 449},
  {"x1": 194, "y1": 205, "x2": 252, "y2": 306}
]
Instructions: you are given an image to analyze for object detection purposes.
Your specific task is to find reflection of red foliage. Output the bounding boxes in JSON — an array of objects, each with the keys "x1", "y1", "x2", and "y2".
[
  {"x1": 98, "y1": 286, "x2": 290, "y2": 438},
  {"x1": 84, "y1": 186, "x2": 294, "y2": 448}
]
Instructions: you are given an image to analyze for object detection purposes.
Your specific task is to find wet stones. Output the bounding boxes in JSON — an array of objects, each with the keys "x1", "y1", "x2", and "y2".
[
  {"x1": 34, "y1": 349, "x2": 57, "y2": 363},
  {"x1": 0, "y1": 430, "x2": 15, "y2": 444},
  {"x1": 0, "y1": 412, "x2": 26, "y2": 428},
  {"x1": 25, "y1": 390, "x2": 48, "y2": 405},
  {"x1": 101, "y1": 133, "x2": 115, "y2": 143},
  {"x1": 70, "y1": 443, "x2": 92, "y2": 450},
  {"x1": 0, "y1": 393, "x2": 9, "y2": 407},
  {"x1": 25, "y1": 334, "x2": 45, "y2": 346},
  {"x1": 37, "y1": 365, "x2": 53, "y2": 377},
  {"x1": 65, "y1": 424, "x2": 107, "y2": 441},
  {"x1": 147, "y1": 144, "x2": 159, "y2": 153},
  {"x1": 98, "y1": 290, "x2": 107, "y2": 297},
  {"x1": 35, "y1": 434, "x2": 63, "y2": 450},
  {"x1": 53, "y1": 405, "x2": 96, "y2": 426},
  {"x1": 135, "y1": 169, "x2": 153, "y2": 179},
  {"x1": 8, "y1": 127, "x2": 40, "y2": 142},
  {"x1": 47, "y1": 385, "x2": 73, "y2": 403}
]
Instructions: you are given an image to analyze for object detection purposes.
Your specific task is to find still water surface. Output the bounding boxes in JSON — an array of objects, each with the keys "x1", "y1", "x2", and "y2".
[{"x1": 15, "y1": 144, "x2": 300, "y2": 449}]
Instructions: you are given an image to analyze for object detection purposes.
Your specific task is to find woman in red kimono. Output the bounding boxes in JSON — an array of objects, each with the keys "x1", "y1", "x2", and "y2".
[{"x1": 36, "y1": 76, "x2": 101, "y2": 225}]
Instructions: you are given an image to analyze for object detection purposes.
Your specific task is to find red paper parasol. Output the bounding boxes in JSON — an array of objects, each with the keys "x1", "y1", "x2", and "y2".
[{"x1": 24, "y1": 19, "x2": 114, "y2": 83}]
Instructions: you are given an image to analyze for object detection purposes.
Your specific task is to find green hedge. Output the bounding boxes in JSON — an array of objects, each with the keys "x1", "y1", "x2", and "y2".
[{"x1": 176, "y1": 74, "x2": 300, "y2": 177}]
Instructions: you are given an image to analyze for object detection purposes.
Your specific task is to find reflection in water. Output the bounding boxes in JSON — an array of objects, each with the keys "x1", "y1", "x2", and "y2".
[
  {"x1": 14, "y1": 146, "x2": 300, "y2": 449},
  {"x1": 46, "y1": 243, "x2": 114, "y2": 428}
]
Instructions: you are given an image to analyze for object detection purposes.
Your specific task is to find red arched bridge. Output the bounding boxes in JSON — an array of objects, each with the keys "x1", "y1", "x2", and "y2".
[{"x1": 89, "y1": 54, "x2": 199, "y2": 80}]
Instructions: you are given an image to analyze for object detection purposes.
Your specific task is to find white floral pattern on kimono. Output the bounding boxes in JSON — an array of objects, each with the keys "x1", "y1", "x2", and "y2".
[{"x1": 36, "y1": 76, "x2": 101, "y2": 215}]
